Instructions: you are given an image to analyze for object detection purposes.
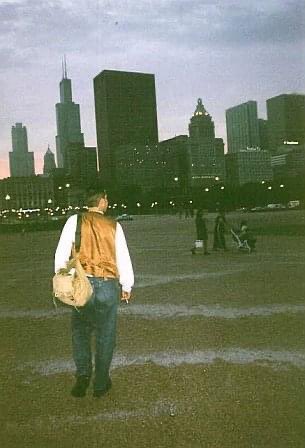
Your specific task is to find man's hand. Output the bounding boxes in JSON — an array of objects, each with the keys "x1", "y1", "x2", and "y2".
[{"x1": 121, "y1": 291, "x2": 131, "y2": 304}]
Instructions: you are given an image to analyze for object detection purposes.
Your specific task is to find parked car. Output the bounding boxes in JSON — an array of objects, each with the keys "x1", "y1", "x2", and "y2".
[
  {"x1": 116, "y1": 213, "x2": 133, "y2": 221},
  {"x1": 287, "y1": 200, "x2": 300, "y2": 209},
  {"x1": 249, "y1": 206, "x2": 265, "y2": 212},
  {"x1": 266, "y1": 203, "x2": 286, "y2": 210}
]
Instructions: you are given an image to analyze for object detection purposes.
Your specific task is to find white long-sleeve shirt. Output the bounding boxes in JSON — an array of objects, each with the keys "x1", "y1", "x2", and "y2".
[{"x1": 54, "y1": 214, "x2": 134, "y2": 293}]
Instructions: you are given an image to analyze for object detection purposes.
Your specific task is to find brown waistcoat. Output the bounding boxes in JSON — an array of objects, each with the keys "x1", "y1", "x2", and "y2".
[{"x1": 78, "y1": 212, "x2": 118, "y2": 278}]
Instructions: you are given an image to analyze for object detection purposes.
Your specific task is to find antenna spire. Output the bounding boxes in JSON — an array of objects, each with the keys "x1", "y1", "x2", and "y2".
[{"x1": 64, "y1": 54, "x2": 67, "y2": 79}]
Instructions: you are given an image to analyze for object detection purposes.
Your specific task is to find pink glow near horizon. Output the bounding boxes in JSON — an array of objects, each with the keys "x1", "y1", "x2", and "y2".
[{"x1": 0, "y1": 154, "x2": 44, "y2": 179}]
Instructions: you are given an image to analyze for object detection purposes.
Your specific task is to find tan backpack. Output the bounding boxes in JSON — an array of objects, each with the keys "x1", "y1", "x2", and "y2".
[{"x1": 53, "y1": 214, "x2": 93, "y2": 308}]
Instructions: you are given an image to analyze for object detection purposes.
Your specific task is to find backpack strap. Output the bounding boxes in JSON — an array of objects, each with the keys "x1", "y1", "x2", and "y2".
[{"x1": 75, "y1": 213, "x2": 82, "y2": 252}]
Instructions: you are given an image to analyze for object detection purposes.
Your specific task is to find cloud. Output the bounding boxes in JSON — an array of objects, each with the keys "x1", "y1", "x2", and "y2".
[
  {"x1": 1, "y1": 0, "x2": 304, "y2": 58},
  {"x1": 90, "y1": 0, "x2": 305, "y2": 48},
  {"x1": 0, "y1": 0, "x2": 304, "y2": 178}
]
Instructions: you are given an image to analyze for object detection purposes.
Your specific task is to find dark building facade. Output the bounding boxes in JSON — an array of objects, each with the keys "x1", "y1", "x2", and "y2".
[
  {"x1": 226, "y1": 101, "x2": 260, "y2": 153},
  {"x1": 94, "y1": 70, "x2": 159, "y2": 186},
  {"x1": 62, "y1": 142, "x2": 98, "y2": 186},
  {"x1": 266, "y1": 93, "x2": 305, "y2": 154},
  {"x1": 115, "y1": 136, "x2": 190, "y2": 194},
  {"x1": 225, "y1": 150, "x2": 273, "y2": 186},
  {"x1": 9, "y1": 123, "x2": 35, "y2": 177},
  {"x1": 271, "y1": 143, "x2": 305, "y2": 179},
  {"x1": 158, "y1": 135, "x2": 191, "y2": 194},
  {"x1": 0, "y1": 175, "x2": 54, "y2": 211},
  {"x1": 215, "y1": 138, "x2": 226, "y2": 181},
  {"x1": 115, "y1": 143, "x2": 162, "y2": 192},
  {"x1": 258, "y1": 119, "x2": 269, "y2": 152},
  {"x1": 81, "y1": 147, "x2": 98, "y2": 188},
  {"x1": 55, "y1": 64, "x2": 84, "y2": 172}
]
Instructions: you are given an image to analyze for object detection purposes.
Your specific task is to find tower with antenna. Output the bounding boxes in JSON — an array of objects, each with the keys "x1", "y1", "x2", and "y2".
[
  {"x1": 55, "y1": 57, "x2": 84, "y2": 170},
  {"x1": 59, "y1": 55, "x2": 72, "y2": 103}
]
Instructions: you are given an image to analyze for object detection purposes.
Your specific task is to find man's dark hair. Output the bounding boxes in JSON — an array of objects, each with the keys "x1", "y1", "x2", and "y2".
[{"x1": 86, "y1": 190, "x2": 107, "y2": 207}]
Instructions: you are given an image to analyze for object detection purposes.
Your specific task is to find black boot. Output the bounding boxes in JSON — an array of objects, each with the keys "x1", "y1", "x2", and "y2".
[
  {"x1": 71, "y1": 375, "x2": 90, "y2": 398},
  {"x1": 93, "y1": 379, "x2": 112, "y2": 398}
]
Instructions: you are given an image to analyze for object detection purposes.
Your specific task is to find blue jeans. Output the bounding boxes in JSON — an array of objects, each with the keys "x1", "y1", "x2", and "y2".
[{"x1": 71, "y1": 277, "x2": 119, "y2": 391}]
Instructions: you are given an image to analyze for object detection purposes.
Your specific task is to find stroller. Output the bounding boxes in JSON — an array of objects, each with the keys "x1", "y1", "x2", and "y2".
[{"x1": 230, "y1": 228, "x2": 255, "y2": 253}]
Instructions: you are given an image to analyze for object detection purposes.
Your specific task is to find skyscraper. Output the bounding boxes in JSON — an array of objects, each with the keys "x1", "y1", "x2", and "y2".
[
  {"x1": 94, "y1": 69, "x2": 159, "y2": 186},
  {"x1": 258, "y1": 118, "x2": 269, "y2": 152},
  {"x1": 226, "y1": 101, "x2": 260, "y2": 153},
  {"x1": 43, "y1": 145, "x2": 56, "y2": 175},
  {"x1": 55, "y1": 60, "x2": 84, "y2": 172},
  {"x1": 188, "y1": 99, "x2": 224, "y2": 186},
  {"x1": 266, "y1": 93, "x2": 305, "y2": 153},
  {"x1": 9, "y1": 123, "x2": 35, "y2": 177}
]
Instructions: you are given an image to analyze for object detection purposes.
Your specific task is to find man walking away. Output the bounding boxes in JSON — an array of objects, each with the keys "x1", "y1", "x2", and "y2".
[{"x1": 54, "y1": 191, "x2": 134, "y2": 398}]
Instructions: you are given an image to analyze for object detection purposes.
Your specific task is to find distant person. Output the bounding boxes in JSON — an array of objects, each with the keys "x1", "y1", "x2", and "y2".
[
  {"x1": 191, "y1": 209, "x2": 210, "y2": 255},
  {"x1": 54, "y1": 190, "x2": 134, "y2": 398},
  {"x1": 213, "y1": 211, "x2": 228, "y2": 251},
  {"x1": 239, "y1": 220, "x2": 257, "y2": 251}
]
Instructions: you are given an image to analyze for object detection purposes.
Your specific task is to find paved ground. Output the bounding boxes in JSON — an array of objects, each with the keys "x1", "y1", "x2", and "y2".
[{"x1": 0, "y1": 211, "x2": 305, "y2": 447}]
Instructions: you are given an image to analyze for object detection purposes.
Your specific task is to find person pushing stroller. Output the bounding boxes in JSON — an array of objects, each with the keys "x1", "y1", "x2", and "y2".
[
  {"x1": 239, "y1": 221, "x2": 256, "y2": 251},
  {"x1": 231, "y1": 220, "x2": 257, "y2": 253}
]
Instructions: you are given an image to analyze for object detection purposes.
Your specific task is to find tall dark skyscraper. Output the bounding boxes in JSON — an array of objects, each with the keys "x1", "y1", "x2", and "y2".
[
  {"x1": 9, "y1": 123, "x2": 35, "y2": 177},
  {"x1": 55, "y1": 60, "x2": 84, "y2": 172},
  {"x1": 266, "y1": 93, "x2": 305, "y2": 153},
  {"x1": 43, "y1": 145, "x2": 56, "y2": 175},
  {"x1": 94, "y1": 69, "x2": 159, "y2": 185},
  {"x1": 226, "y1": 101, "x2": 260, "y2": 153},
  {"x1": 188, "y1": 99, "x2": 224, "y2": 186}
]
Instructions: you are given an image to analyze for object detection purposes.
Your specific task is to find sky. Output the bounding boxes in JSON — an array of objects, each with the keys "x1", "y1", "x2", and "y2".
[{"x1": 0, "y1": 0, "x2": 305, "y2": 178}]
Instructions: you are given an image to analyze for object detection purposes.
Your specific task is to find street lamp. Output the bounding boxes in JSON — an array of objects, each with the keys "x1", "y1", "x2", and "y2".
[
  {"x1": 5, "y1": 195, "x2": 11, "y2": 217},
  {"x1": 47, "y1": 198, "x2": 53, "y2": 218}
]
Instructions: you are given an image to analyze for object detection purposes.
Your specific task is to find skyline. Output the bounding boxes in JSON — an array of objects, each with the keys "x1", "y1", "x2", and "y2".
[{"x1": 1, "y1": 0, "x2": 305, "y2": 179}]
